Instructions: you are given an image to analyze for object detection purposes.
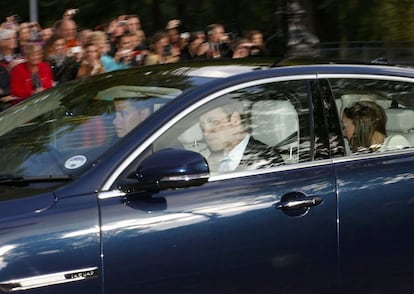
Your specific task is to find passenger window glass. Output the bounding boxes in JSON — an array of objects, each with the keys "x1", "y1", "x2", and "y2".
[
  {"x1": 329, "y1": 78, "x2": 414, "y2": 155},
  {"x1": 154, "y1": 80, "x2": 312, "y2": 175}
]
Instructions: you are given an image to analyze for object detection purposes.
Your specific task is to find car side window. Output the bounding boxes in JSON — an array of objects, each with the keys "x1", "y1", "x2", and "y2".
[
  {"x1": 153, "y1": 80, "x2": 312, "y2": 175},
  {"x1": 329, "y1": 78, "x2": 414, "y2": 155}
]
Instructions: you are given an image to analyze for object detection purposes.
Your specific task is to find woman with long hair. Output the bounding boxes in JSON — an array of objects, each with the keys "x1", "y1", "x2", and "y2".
[{"x1": 342, "y1": 100, "x2": 410, "y2": 152}]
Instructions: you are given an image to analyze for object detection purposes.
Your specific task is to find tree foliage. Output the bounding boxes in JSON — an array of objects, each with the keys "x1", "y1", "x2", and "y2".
[
  {"x1": 317, "y1": 0, "x2": 414, "y2": 42},
  {"x1": 0, "y1": 0, "x2": 413, "y2": 43}
]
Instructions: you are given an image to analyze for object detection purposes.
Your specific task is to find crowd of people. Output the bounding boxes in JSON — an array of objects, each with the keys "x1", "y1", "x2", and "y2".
[{"x1": 0, "y1": 10, "x2": 267, "y2": 111}]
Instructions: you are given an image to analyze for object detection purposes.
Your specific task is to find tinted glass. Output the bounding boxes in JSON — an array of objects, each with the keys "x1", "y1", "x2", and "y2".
[
  {"x1": 329, "y1": 78, "x2": 414, "y2": 155},
  {"x1": 153, "y1": 80, "x2": 312, "y2": 175},
  {"x1": 0, "y1": 67, "x2": 219, "y2": 178}
]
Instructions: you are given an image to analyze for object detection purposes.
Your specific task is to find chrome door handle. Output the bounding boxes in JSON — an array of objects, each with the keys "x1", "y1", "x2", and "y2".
[{"x1": 277, "y1": 196, "x2": 323, "y2": 210}]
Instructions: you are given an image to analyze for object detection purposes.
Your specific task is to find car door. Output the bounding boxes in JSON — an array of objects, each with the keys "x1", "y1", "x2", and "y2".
[
  {"x1": 324, "y1": 76, "x2": 414, "y2": 293},
  {"x1": 99, "y1": 76, "x2": 339, "y2": 293}
]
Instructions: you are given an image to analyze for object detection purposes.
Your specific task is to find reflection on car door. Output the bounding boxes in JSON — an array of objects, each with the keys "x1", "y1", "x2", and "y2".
[
  {"x1": 336, "y1": 153, "x2": 414, "y2": 293},
  {"x1": 0, "y1": 192, "x2": 101, "y2": 294},
  {"x1": 99, "y1": 163, "x2": 338, "y2": 293},
  {"x1": 323, "y1": 75, "x2": 414, "y2": 292}
]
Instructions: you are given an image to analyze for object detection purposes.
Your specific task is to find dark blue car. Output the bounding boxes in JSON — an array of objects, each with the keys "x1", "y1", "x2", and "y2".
[{"x1": 1, "y1": 59, "x2": 414, "y2": 293}]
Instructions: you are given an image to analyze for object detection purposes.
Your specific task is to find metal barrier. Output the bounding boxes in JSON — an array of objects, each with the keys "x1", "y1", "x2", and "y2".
[{"x1": 316, "y1": 41, "x2": 414, "y2": 66}]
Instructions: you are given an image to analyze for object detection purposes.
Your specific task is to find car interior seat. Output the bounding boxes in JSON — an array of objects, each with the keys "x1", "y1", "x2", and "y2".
[
  {"x1": 385, "y1": 108, "x2": 414, "y2": 147},
  {"x1": 250, "y1": 99, "x2": 299, "y2": 164},
  {"x1": 177, "y1": 122, "x2": 210, "y2": 158}
]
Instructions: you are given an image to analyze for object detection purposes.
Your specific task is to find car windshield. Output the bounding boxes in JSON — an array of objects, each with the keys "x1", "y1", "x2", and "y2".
[{"x1": 0, "y1": 63, "x2": 264, "y2": 178}]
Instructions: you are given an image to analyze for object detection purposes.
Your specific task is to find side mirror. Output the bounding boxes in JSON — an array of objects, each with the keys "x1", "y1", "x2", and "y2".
[{"x1": 136, "y1": 149, "x2": 210, "y2": 191}]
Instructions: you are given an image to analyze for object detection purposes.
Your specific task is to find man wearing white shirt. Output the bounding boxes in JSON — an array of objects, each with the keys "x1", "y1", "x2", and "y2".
[{"x1": 199, "y1": 101, "x2": 283, "y2": 173}]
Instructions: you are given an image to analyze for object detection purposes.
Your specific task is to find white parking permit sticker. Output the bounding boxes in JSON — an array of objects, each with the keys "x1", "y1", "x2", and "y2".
[{"x1": 65, "y1": 155, "x2": 87, "y2": 169}]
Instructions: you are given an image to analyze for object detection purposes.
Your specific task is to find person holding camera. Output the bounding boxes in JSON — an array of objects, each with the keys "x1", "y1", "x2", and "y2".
[
  {"x1": 76, "y1": 42, "x2": 104, "y2": 78},
  {"x1": 43, "y1": 34, "x2": 80, "y2": 84},
  {"x1": 84, "y1": 30, "x2": 122, "y2": 72},
  {"x1": 231, "y1": 38, "x2": 254, "y2": 59},
  {"x1": 54, "y1": 9, "x2": 80, "y2": 49},
  {"x1": 180, "y1": 32, "x2": 205, "y2": 60},
  {"x1": 144, "y1": 31, "x2": 179, "y2": 66},
  {"x1": 246, "y1": 30, "x2": 267, "y2": 57},
  {"x1": 201, "y1": 23, "x2": 232, "y2": 59},
  {"x1": 9, "y1": 43, "x2": 53, "y2": 104}
]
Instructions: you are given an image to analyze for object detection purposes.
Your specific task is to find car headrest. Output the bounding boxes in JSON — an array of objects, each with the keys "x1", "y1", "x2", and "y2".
[
  {"x1": 178, "y1": 123, "x2": 203, "y2": 144},
  {"x1": 251, "y1": 100, "x2": 299, "y2": 147},
  {"x1": 385, "y1": 108, "x2": 414, "y2": 133}
]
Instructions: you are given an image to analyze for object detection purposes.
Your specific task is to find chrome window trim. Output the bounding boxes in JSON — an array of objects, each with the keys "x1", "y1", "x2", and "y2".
[
  {"x1": 333, "y1": 148, "x2": 414, "y2": 164},
  {"x1": 316, "y1": 73, "x2": 414, "y2": 83},
  {"x1": 98, "y1": 189, "x2": 126, "y2": 200},
  {"x1": 101, "y1": 74, "x2": 317, "y2": 191},
  {"x1": 209, "y1": 159, "x2": 333, "y2": 181}
]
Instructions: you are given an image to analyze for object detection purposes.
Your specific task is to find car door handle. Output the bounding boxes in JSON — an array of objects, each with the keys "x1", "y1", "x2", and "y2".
[{"x1": 276, "y1": 196, "x2": 323, "y2": 210}]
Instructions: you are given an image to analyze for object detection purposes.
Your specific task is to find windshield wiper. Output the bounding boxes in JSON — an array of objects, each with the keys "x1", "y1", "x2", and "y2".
[{"x1": 0, "y1": 174, "x2": 73, "y2": 185}]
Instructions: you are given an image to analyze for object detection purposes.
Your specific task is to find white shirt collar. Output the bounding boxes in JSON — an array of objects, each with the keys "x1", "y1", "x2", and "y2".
[{"x1": 223, "y1": 134, "x2": 250, "y2": 171}]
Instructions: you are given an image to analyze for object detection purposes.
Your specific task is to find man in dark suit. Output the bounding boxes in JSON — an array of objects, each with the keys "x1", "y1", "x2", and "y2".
[{"x1": 199, "y1": 100, "x2": 283, "y2": 173}]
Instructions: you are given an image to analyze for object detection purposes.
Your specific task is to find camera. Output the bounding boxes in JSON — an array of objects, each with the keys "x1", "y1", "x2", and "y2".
[
  {"x1": 180, "y1": 32, "x2": 190, "y2": 40},
  {"x1": 162, "y1": 44, "x2": 172, "y2": 57},
  {"x1": 70, "y1": 46, "x2": 82, "y2": 54},
  {"x1": 65, "y1": 9, "x2": 79, "y2": 16}
]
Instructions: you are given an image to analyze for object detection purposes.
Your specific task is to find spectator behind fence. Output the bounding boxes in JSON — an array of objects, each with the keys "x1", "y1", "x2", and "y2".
[
  {"x1": 203, "y1": 23, "x2": 231, "y2": 59},
  {"x1": 144, "y1": 31, "x2": 179, "y2": 65},
  {"x1": 78, "y1": 29, "x2": 92, "y2": 46},
  {"x1": 113, "y1": 32, "x2": 137, "y2": 68},
  {"x1": 232, "y1": 38, "x2": 255, "y2": 59},
  {"x1": 246, "y1": 30, "x2": 266, "y2": 56},
  {"x1": 0, "y1": 64, "x2": 11, "y2": 111},
  {"x1": 54, "y1": 10, "x2": 80, "y2": 49},
  {"x1": 17, "y1": 22, "x2": 32, "y2": 54},
  {"x1": 86, "y1": 30, "x2": 125, "y2": 72},
  {"x1": 126, "y1": 15, "x2": 143, "y2": 36},
  {"x1": 1, "y1": 15, "x2": 19, "y2": 31},
  {"x1": 166, "y1": 19, "x2": 185, "y2": 52},
  {"x1": 0, "y1": 29, "x2": 22, "y2": 69},
  {"x1": 135, "y1": 29, "x2": 148, "y2": 50},
  {"x1": 9, "y1": 43, "x2": 53, "y2": 104},
  {"x1": 40, "y1": 27, "x2": 53, "y2": 43},
  {"x1": 180, "y1": 32, "x2": 205, "y2": 60},
  {"x1": 43, "y1": 34, "x2": 80, "y2": 84},
  {"x1": 107, "y1": 17, "x2": 129, "y2": 56},
  {"x1": 76, "y1": 42, "x2": 105, "y2": 78}
]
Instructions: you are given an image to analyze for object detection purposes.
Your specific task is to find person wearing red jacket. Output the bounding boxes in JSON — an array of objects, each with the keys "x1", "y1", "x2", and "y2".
[{"x1": 8, "y1": 43, "x2": 53, "y2": 105}]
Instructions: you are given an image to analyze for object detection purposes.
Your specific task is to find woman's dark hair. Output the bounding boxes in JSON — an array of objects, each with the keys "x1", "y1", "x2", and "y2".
[{"x1": 343, "y1": 100, "x2": 387, "y2": 152}]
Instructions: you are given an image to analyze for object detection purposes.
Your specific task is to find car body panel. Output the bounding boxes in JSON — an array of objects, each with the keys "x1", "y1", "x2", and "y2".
[
  {"x1": 335, "y1": 151, "x2": 414, "y2": 293},
  {"x1": 0, "y1": 192, "x2": 101, "y2": 293},
  {"x1": 100, "y1": 162, "x2": 338, "y2": 293}
]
